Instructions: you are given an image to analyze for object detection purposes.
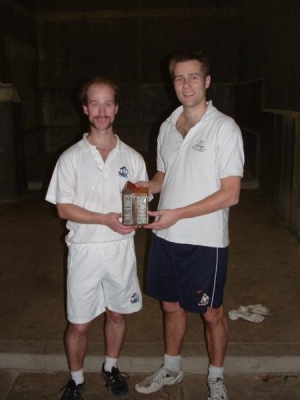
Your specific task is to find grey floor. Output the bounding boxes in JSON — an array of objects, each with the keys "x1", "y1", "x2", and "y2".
[{"x1": 1, "y1": 184, "x2": 300, "y2": 399}]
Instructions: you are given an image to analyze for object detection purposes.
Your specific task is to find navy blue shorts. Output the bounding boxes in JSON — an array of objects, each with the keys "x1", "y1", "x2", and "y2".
[{"x1": 146, "y1": 234, "x2": 228, "y2": 314}]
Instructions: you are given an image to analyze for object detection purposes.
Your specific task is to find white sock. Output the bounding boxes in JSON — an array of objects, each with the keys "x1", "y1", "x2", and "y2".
[
  {"x1": 104, "y1": 356, "x2": 118, "y2": 372},
  {"x1": 208, "y1": 364, "x2": 224, "y2": 381},
  {"x1": 71, "y1": 368, "x2": 84, "y2": 385},
  {"x1": 163, "y1": 354, "x2": 181, "y2": 374}
]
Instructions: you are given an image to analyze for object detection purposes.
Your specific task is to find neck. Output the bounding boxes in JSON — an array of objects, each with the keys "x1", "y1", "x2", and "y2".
[
  {"x1": 176, "y1": 102, "x2": 208, "y2": 139},
  {"x1": 182, "y1": 101, "x2": 207, "y2": 123},
  {"x1": 87, "y1": 130, "x2": 116, "y2": 149}
]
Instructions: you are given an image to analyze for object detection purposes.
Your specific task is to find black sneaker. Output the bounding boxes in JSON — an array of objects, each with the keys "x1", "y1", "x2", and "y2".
[
  {"x1": 102, "y1": 363, "x2": 129, "y2": 398},
  {"x1": 60, "y1": 379, "x2": 85, "y2": 399}
]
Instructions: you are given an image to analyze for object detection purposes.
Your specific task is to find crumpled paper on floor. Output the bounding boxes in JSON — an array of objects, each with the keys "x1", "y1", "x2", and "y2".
[{"x1": 228, "y1": 304, "x2": 272, "y2": 323}]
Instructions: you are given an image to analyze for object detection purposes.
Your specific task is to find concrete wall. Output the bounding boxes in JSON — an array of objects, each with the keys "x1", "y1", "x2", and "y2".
[
  {"x1": 0, "y1": 1, "x2": 40, "y2": 155},
  {"x1": 237, "y1": 0, "x2": 300, "y2": 239},
  {"x1": 0, "y1": 0, "x2": 40, "y2": 198},
  {"x1": 260, "y1": 110, "x2": 300, "y2": 239}
]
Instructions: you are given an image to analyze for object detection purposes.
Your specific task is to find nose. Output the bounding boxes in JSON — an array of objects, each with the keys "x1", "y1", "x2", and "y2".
[
  {"x1": 183, "y1": 77, "x2": 191, "y2": 87},
  {"x1": 97, "y1": 104, "x2": 105, "y2": 115}
]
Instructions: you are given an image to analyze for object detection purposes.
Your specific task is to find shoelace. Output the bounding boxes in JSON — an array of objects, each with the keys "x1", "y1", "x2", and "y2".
[
  {"x1": 59, "y1": 380, "x2": 84, "y2": 399},
  {"x1": 148, "y1": 367, "x2": 170, "y2": 385},
  {"x1": 208, "y1": 379, "x2": 226, "y2": 400},
  {"x1": 105, "y1": 367, "x2": 129, "y2": 389}
]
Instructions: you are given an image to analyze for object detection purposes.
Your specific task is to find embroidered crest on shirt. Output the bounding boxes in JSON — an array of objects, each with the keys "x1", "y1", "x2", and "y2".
[
  {"x1": 192, "y1": 139, "x2": 206, "y2": 152},
  {"x1": 119, "y1": 166, "x2": 129, "y2": 178}
]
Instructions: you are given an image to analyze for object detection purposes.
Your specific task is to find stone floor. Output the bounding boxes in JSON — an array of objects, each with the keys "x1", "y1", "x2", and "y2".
[
  {"x1": 2, "y1": 370, "x2": 300, "y2": 400},
  {"x1": 0, "y1": 183, "x2": 300, "y2": 399}
]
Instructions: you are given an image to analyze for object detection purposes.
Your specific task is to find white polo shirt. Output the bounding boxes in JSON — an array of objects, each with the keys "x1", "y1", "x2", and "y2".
[
  {"x1": 156, "y1": 101, "x2": 244, "y2": 248},
  {"x1": 46, "y1": 133, "x2": 149, "y2": 244}
]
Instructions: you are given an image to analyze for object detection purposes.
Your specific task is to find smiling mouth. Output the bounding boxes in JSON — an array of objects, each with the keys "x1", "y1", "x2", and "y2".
[{"x1": 183, "y1": 92, "x2": 195, "y2": 97}]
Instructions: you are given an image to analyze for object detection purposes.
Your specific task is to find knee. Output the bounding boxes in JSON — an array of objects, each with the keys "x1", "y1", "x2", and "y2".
[
  {"x1": 162, "y1": 301, "x2": 185, "y2": 316},
  {"x1": 67, "y1": 322, "x2": 90, "y2": 338},
  {"x1": 202, "y1": 306, "x2": 226, "y2": 326},
  {"x1": 105, "y1": 309, "x2": 125, "y2": 324}
]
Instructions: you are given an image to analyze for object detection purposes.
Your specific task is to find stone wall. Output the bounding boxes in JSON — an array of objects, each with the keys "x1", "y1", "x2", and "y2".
[
  {"x1": 1, "y1": 0, "x2": 300, "y2": 239},
  {"x1": 35, "y1": 2, "x2": 239, "y2": 154},
  {"x1": 238, "y1": 0, "x2": 300, "y2": 111}
]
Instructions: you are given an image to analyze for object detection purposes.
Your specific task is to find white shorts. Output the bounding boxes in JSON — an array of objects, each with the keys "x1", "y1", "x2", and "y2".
[{"x1": 66, "y1": 238, "x2": 142, "y2": 323}]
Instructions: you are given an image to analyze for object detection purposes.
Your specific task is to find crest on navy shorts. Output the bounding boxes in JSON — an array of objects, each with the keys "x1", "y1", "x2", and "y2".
[
  {"x1": 198, "y1": 292, "x2": 210, "y2": 307},
  {"x1": 119, "y1": 166, "x2": 129, "y2": 178},
  {"x1": 131, "y1": 293, "x2": 140, "y2": 304}
]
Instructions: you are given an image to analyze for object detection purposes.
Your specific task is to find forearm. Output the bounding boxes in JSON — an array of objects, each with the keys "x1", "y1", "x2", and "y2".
[
  {"x1": 176, "y1": 180, "x2": 240, "y2": 220},
  {"x1": 149, "y1": 171, "x2": 165, "y2": 194},
  {"x1": 176, "y1": 190, "x2": 239, "y2": 219},
  {"x1": 57, "y1": 203, "x2": 107, "y2": 225},
  {"x1": 145, "y1": 176, "x2": 241, "y2": 231}
]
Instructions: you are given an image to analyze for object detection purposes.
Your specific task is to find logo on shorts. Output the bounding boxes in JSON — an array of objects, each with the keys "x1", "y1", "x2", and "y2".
[
  {"x1": 119, "y1": 166, "x2": 129, "y2": 178},
  {"x1": 131, "y1": 293, "x2": 140, "y2": 304},
  {"x1": 198, "y1": 292, "x2": 210, "y2": 307}
]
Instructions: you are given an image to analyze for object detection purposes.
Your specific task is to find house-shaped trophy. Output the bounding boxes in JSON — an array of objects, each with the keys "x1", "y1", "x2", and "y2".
[{"x1": 122, "y1": 181, "x2": 149, "y2": 226}]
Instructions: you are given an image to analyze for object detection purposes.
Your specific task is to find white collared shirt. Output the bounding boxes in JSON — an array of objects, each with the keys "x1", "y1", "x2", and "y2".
[
  {"x1": 46, "y1": 133, "x2": 149, "y2": 244},
  {"x1": 155, "y1": 101, "x2": 245, "y2": 247}
]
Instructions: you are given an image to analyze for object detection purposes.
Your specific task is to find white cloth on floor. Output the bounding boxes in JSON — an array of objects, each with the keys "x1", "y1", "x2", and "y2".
[{"x1": 228, "y1": 304, "x2": 272, "y2": 322}]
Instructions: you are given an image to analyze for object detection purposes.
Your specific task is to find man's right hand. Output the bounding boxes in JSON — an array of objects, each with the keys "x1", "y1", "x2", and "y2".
[
  {"x1": 104, "y1": 212, "x2": 136, "y2": 235},
  {"x1": 135, "y1": 171, "x2": 165, "y2": 195}
]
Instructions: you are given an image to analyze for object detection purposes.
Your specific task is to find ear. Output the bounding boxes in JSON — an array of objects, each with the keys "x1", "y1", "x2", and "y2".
[
  {"x1": 205, "y1": 75, "x2": 211, "y2": 89},
  {"x1": 115, "y1": 104, "x2": 119, "y2": 115},
  {"x1": 82, "y1": 104, "x2": 88, "y2": 115}
]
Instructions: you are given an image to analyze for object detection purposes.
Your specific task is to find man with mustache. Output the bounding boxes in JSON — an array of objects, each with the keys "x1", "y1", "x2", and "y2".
[{"x1": 46, "y1": 77, "x2": 148, "y2": 399}]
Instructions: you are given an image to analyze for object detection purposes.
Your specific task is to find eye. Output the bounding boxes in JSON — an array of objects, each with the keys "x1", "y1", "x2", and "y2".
[{"x1": 174, "y1": 77, "x2": 183, "y2": 84}]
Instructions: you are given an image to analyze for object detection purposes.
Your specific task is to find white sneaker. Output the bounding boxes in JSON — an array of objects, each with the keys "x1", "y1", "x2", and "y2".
[
  {"x1": 135, "y1": 365, "x2": 183, "y2": 394},
  {"x1": 207, "y1": 378, "x2": 228, "y2": 400}
]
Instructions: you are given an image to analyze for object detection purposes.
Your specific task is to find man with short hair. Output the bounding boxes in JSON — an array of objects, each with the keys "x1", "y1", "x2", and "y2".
[
  {"x1": 135, "y1": 51, "x2": 244, "y2": 400},
  {"x1": 46, "y1": 77, "x2": 148, "y2": 399}
]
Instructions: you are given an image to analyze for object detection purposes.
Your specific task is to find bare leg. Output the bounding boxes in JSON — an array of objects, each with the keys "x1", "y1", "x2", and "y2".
[
  {"x1": 104, "y1": 308, "x2": 126, "y2": 358},
  {"x1": 162, "y1": 301, "x2": 187, "y2": 355},
  {"x1": 65, "y1": 321, "x2": 92, "y2": 371},
  {"x1": 134, "y1": 302, "x2": 186, "y2": 394},
  {"x1": 201, "y1": 305, "x2": 228, "y2": 367}
]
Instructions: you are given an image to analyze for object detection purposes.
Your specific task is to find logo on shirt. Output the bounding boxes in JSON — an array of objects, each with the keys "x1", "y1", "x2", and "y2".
[
  {"x1": 192, "y1": 139, "x2": 206, "y2": 152},
  {"x1": 119, "y1": 166, "x2": 129, "y2": 178}
]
